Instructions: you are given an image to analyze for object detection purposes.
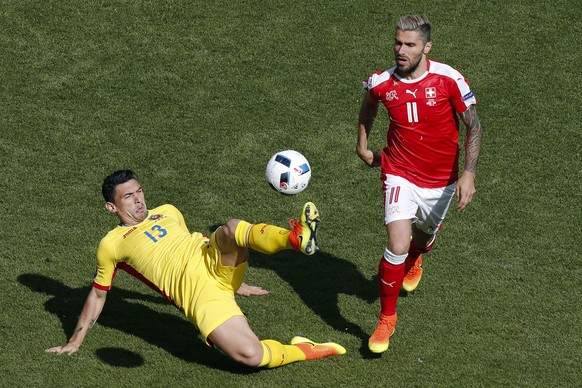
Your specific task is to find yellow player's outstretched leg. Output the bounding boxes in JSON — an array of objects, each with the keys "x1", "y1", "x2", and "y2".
[
  {"x1": 234, "y1": 202, "x2": 320, "y2": 255},
  {"x1": 259, "y1": 336, "x2": 346, "y2": 368}
]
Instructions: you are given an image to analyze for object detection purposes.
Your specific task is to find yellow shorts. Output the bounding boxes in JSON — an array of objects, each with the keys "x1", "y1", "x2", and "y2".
[{"x1": 181, "y1": 229, "x2": 247, "y2": 344}]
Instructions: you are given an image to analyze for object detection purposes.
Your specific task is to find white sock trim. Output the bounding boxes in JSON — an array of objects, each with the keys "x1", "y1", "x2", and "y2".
[{"x1": 383, "y1": 247, "x2": 408, "y2": 265}]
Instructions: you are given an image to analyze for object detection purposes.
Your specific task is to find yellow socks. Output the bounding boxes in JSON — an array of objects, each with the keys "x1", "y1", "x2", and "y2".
[
  {"x1": 234, "y1": 221, "x2": 291, "y2": 254},
  {"x1": 258, "y1": 340, "x2": 306, "y2": 368}
]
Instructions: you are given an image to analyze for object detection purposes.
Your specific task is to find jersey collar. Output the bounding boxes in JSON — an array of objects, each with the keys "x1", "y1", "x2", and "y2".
[{"x1": 393, "y1": 58, "x2": 431, "y2": 83}]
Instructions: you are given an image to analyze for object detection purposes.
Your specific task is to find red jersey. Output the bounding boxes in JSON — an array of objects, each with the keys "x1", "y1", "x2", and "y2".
[{"x1": 365, "y1": 59, "x2": 477, "y2": 188}]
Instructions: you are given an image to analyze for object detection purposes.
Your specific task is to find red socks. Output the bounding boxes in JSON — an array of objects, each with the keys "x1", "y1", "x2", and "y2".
[
  {"x1": 378, "y1": 233, "x2": 439, "y2": 316},
  {"x1": 378, "y1": 259, "x2": 405, "y2": 316}
]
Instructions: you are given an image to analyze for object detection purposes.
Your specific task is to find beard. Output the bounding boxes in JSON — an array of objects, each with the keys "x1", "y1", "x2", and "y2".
[{"x1": 396, "y1": 55, "x2": 423, "y2": 77}]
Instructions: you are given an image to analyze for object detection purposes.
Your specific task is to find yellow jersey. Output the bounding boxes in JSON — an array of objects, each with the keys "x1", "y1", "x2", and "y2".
[{"x1": 94, "y1": 204, "x2": 207, "y2": 309}]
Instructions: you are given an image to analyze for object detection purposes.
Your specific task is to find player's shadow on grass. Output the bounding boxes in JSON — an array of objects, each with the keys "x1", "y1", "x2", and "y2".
[
  {"x1": 249, "y1": 250, "x2": 378, "y2": 343},
  {"x1": 18, "y1": 273, "x2": 256, "y2": 373}
]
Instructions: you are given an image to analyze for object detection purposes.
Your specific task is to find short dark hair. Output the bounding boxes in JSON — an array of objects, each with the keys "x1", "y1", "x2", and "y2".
[{"x1": 102, "y1": 170, "x2": 136, "y2": 202}]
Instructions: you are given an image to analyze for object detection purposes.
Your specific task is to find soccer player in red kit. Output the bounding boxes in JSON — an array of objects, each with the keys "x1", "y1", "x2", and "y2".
[{"x1": 356, "y1": 15, "x2": 483, "y2": 353}]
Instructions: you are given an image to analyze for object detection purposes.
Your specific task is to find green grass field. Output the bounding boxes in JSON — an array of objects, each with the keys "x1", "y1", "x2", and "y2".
[{"x1": 1, "y1": 0, "x2": 580, "y2": 386}]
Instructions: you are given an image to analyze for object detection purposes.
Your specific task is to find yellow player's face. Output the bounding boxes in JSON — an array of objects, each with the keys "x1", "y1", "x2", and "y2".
[
  {"x1": 393, "y1": 29, "x2": 432, "y2": 78},
  {"x1": 105, "y1": 179, "x2": 148, "y2": 226}
]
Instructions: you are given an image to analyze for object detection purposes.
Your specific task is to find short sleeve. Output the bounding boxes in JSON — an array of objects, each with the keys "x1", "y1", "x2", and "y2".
[{"x1": 93, "y1": 236, "x2": 117, "y2": 290}]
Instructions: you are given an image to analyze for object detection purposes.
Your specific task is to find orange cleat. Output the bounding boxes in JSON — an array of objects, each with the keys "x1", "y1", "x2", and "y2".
[
  {"x1": 402, "y1": 255, "x2": 423, "y2": 292},
  {"x1": 291, "y1": 336, "x2": 346, "y2": 360},
  {"x1": 368, "y1": 313, "x2": 397, "y2": 353}
]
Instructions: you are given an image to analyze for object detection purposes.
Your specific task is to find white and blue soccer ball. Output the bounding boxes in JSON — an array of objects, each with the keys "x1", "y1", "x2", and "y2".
[{"x1": 265, "y1": 150, "x2": 311, "y2": 195}]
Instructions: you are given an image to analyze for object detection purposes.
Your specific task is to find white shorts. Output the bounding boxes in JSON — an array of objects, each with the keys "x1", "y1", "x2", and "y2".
[{"x1": 383, "y1": 174, "x2": 455, "y2": 234}]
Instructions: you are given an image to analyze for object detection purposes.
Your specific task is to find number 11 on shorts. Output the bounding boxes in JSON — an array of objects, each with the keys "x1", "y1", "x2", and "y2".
[{"x1": 389, "y1": 186, "x2": 401, "y2": 204}]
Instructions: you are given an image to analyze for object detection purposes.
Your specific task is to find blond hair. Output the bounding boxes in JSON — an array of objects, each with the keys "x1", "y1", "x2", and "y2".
[{"x1": 396, "y1": 15, "x2": 432, "y2": 43}]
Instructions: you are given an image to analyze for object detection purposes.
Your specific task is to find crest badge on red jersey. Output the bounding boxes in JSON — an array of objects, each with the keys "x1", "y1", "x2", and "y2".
[
  {"x1": 385, "y1": 90, "x2": 399, "y2": 101},
  {"x1": 425, "y1": 87, "x2": 437, "y2": 98}
]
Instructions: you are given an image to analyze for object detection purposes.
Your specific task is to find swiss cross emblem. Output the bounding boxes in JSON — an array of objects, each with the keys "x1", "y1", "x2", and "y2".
[
  {"x1": 425, "y1": 87, "x2": 437, "y2": 99},
  {"x1": 385, "y1": 90, "x2": 399, "y2": 101}
]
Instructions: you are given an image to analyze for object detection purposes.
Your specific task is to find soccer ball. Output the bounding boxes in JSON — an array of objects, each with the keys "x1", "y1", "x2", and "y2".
[{"x1": 265, "y1": 150, "x2": 311, "y2": 195}]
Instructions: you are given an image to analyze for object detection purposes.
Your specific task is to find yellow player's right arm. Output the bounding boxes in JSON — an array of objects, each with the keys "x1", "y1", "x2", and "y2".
[{"x1": 45, "y1": 286, "x2": 107, "y2": 355}]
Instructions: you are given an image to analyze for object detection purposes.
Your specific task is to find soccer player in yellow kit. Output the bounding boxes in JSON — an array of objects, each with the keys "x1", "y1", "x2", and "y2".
[{"x1": 46, "y1": 170, "x2": 345, "y2": 368}]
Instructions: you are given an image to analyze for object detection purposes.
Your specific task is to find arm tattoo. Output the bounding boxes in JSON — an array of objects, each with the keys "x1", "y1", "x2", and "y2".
[
  {"x1": 460, "y1": 105, "x2": 483, "y2": 173},
  {"x1": 74, "y1": 318, "x2": 97, "y2": 334}
]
